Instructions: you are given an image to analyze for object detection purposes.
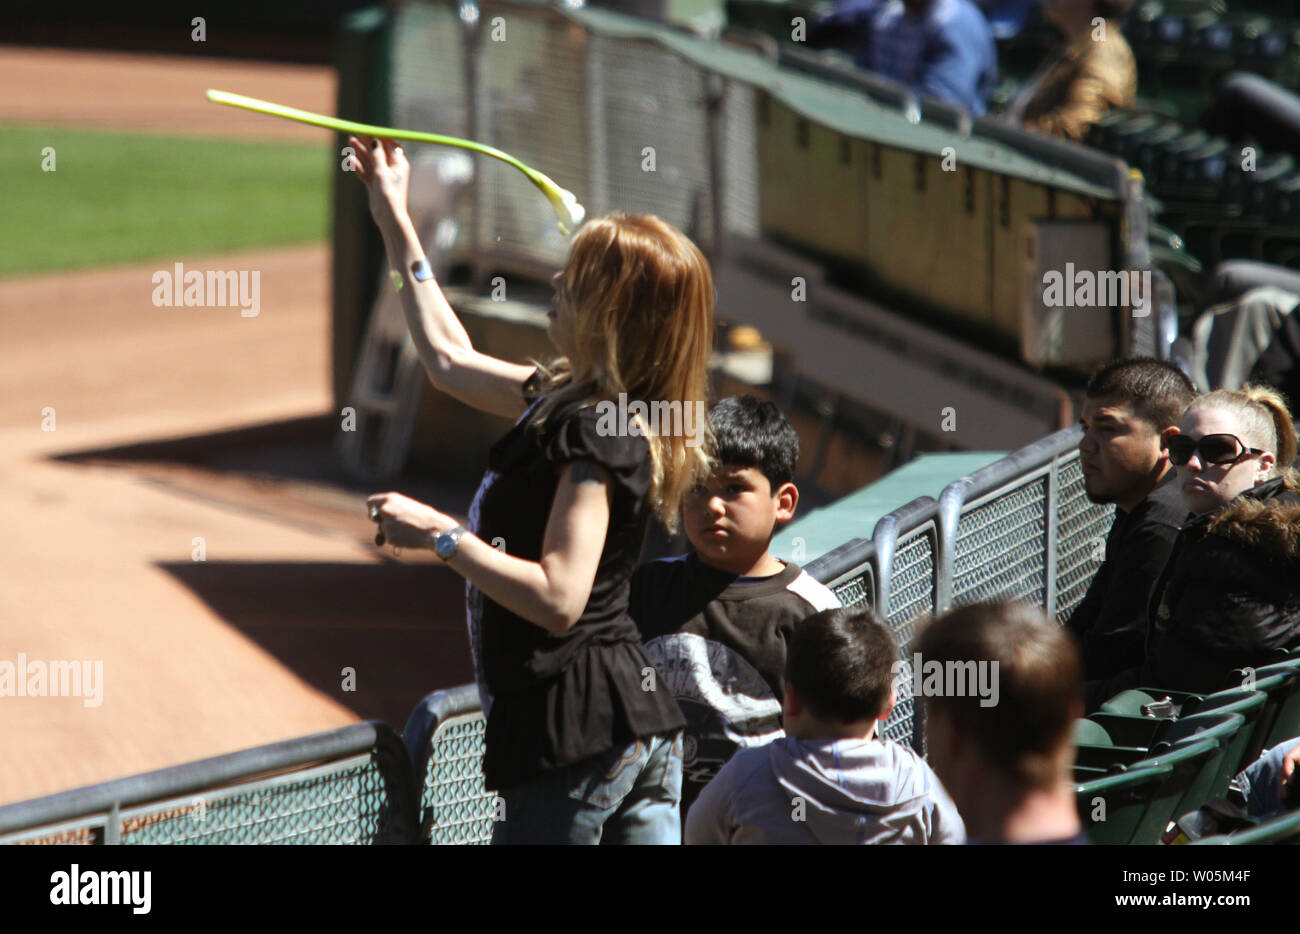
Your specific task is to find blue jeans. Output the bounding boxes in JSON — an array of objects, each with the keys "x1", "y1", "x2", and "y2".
[
  {"x1": 1236, "y1": 737, "x2": 1300, "y2": 817},
  {"x1": 490, "y1": 731, "x2": 683, "y2": 845}
]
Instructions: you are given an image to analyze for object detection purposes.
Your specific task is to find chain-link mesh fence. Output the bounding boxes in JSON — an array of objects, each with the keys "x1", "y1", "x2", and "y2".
[
  {"x1": 420, "y1": 714, "x2": 496, "y2": 844},
  {"x1": 0, "y1": 724, "x2": 415, "y2": 846},
  {"x1": 1055, "y1": 457, "x2": 1117, "y2": 621}
]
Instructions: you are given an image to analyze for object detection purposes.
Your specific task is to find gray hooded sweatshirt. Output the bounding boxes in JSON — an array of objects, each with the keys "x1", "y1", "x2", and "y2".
[{"x1": 684, "y1": 735, "x2": 965, "y2": 844}]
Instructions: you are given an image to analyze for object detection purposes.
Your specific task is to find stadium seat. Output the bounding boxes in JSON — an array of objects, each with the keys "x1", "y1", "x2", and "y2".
[
  {"x1": 1073, "y1": 718, "x2": 1114, "y2": 747},
  {"x1": 1091, "y1": 691, "x2": 1266, "y2": 782},
  {"x1": 1074, "y1": 742, "x2": 1151, "y2": 771},
  {"x1": 1188, "y1": 804, "x2": 1300, "y2": 844},
  {"x1": 1099, "y1": 688, "x2": 1190, "y2": 716},
  {"x1": 1076, "y1": 712, "x2": 1243, "y2": 842},
  {"x1": 1160, "y1": 710, "x2": 1256, "y2": 805},
  {"x1": 1076, "y1": 763, "x2": 1175, "y2": 845},
  {"x1": 1129, "y1": 736, "x2": 1234, "y2": 844},
  {"x1": 1257, "y1": 657, "x2": 1300, "y2": 750},
  {"x1": 1086, "y1": 712, "x2": 1168, "y2": 748},
  {"x1": 1077, "y1": 735, "x2": 1225, "y2": 844}
]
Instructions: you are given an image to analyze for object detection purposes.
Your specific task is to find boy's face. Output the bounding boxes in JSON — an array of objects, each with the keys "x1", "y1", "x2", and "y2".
[{"x1": 683, "y1": 464, "x2": 796, "y2": 570}]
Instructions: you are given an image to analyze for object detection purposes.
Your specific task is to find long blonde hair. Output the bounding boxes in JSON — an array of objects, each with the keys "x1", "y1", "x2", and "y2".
[
  {"x1": 1187, "y1": 384, "x2": 1298, "y2": 479},
  {"x1": 530, "y1": 213, "x2": 715, "y2": 532}
]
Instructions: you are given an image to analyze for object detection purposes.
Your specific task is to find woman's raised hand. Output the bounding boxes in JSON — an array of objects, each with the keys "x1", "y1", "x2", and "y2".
[{"x1": 346, "y1": 135, "x2": 411, "y2": 228}]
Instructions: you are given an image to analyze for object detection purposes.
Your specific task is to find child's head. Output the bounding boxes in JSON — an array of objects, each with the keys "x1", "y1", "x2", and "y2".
[
  {"x1": 683, "y1": 395, "x2": 799, "y2": 571},
  {"x1": 783, "y1": 607, "x2": 898, "y2": 735}
]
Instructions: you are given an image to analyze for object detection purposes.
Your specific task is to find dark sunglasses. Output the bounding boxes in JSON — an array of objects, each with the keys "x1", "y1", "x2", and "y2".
[{"x1": 1166, "y1": 433, "x2": 1265, "y2": 467}]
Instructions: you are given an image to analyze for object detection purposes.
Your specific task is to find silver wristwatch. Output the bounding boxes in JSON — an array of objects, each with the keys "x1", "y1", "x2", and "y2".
[{"x1": 433, "y1": 525, "x2": 466, "y2": 561}]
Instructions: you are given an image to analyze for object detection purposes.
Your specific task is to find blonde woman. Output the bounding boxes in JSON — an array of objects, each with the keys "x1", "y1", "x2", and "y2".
[
  {"x1": 1086, "y1": 385, "x2": 1300, "y2": 709},
  {"x1": 347, "y1": 136, "x2": 713, "y2": 843}
]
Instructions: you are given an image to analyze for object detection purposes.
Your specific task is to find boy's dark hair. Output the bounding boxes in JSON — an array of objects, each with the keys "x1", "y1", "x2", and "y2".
[
  {"x1": 1085, "y1": 357, "x2": 1196, "y2": 432},
  {"x1": 785, "y1": 607, "x2": 898, "y2": 724},
  {"x1": 708, "y1": 395, "x2": 799, "y2": 489},
  {"x1": 916, "y1": 600, "x2": 1081, "y2": 791}
]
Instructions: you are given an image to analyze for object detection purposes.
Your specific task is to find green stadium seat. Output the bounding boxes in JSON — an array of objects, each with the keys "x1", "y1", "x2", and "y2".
[
  {"x1": 1076, "y1": 764, "x2": 1175, "y2": 845},
  {"x1": 1128, "y1": 737, "x2": 1232, "y2": 844},
  {"x1": 1258, "y1": 657, "x2": 1300, "y2": 751},
  {"x1": 1073, "y1": 718, "x2": 1114, "y2": 747},
  {"x1": 1087, "y1": 712, "x2": 1168, "y2": 748},
  {"x1": 1072, "y1": 764, "x2": 1113, "y2": 783},
  {"x1": 1098, "y1": 688, "x2": 1172, "y2": 717},
  {"x1": 1075, "y1": 742, "x2": 1151, "y2": 771},
  {"x1": 1214, "y1": 663, "x2": 1299, "y2": 762},
  {"x1": 1159, "y1": 710, "x2": 1255, "y2": 805},
  {"x1": 1088, "y1": 690, "x2": 1265, "y2": 758},
  {"x1": 1188, "y1": 804, "x2": 1300, "y2": 845}
]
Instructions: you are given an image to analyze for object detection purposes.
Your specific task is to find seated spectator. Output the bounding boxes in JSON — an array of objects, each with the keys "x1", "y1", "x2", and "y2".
[
  {"x1": 684, "y1": 607, "x2": 964, "y2": 844},
  {"x1": 1235, "y1": 737, "x2": 1300, "y2": 818},
  {"x1": 918, "y1": 600, "x2": 1088, "y2": 844},
  {"x1": 1004, "y1": 0, "x2": 1136, "y2": 141},
  {"x1": 1066, "y1": 358, "x2": 1195, "y2": 681},
  {"x1": 1086, "y1": 386, "x2": 1300, "y2": 709},
  {"x1": 865, "y1": 0, "x2": 998, "y2": 116},
  {"x1": 630, "y1": 396, "x2": 840, "y2": 821}
]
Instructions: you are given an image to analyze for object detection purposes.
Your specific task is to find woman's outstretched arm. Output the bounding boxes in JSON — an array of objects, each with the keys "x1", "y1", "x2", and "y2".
[
  {"x1": 368, "y1": 461, "x2": 611, "y2": 634},
  {"x1": 349, "y1": 135, "x2": 536, "y2": 419}
]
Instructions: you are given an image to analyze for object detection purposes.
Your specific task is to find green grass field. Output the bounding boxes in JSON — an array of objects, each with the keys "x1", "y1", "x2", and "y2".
[{"x1": 0, "y1": 125, "x2": 331, "y2": 278}]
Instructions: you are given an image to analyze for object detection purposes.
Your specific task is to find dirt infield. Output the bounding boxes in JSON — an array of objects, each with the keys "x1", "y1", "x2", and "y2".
[{"x1": 0, "y1": 46, "x2": 475, "y2": 810}]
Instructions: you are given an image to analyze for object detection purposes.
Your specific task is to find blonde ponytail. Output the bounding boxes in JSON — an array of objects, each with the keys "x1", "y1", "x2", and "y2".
[
  {"x1": 1190, "y1": 385, "x2": 1297, "y2": 478},
  {"x1": 1241, "y1": 384, "x2": 1297, "y2": 475}
]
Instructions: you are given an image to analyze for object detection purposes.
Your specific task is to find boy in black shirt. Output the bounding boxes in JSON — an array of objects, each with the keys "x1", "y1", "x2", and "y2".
[{"x1": 629, "y1": 396, "x2": 840, "y2": 818}]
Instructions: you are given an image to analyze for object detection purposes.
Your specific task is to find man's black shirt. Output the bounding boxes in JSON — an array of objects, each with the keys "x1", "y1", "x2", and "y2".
[{"x1": 1064, "y1": 467, "x2": 1187, "y2": 681}]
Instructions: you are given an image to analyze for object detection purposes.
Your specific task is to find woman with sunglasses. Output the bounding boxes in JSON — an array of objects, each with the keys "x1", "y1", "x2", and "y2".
[{"x1": 1087, "y1": 385, "x2": 1300, "y2": 708}]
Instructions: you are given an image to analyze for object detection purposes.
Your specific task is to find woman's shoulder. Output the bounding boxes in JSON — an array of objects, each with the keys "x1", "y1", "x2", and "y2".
[
  {"x1": 537, "y1": 399, "x2": 652, "y2": 477},
  {"x1": 1203, "y1": 472, "x2": 1300, "y2": 567}
]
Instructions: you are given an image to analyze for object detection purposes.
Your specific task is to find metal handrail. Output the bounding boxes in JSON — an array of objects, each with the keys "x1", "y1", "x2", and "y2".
[{"x1": 0, "y1": 721, "x2": 418, "y2": 845}]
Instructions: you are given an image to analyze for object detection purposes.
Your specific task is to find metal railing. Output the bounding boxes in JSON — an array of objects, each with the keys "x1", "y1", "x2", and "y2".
[{"x1": 0, "y1": 722, "x2": 418, "y2": 845}]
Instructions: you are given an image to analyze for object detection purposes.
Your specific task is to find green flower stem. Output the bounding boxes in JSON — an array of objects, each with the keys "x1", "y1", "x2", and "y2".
[{"x1": 206, "y1": 88, "x2": 585, "y2": 234}]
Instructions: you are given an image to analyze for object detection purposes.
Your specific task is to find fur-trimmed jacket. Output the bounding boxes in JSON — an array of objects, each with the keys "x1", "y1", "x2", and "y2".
[{"x1": 1085, "y1": 471, "x2": 1300, "y2": 710}]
